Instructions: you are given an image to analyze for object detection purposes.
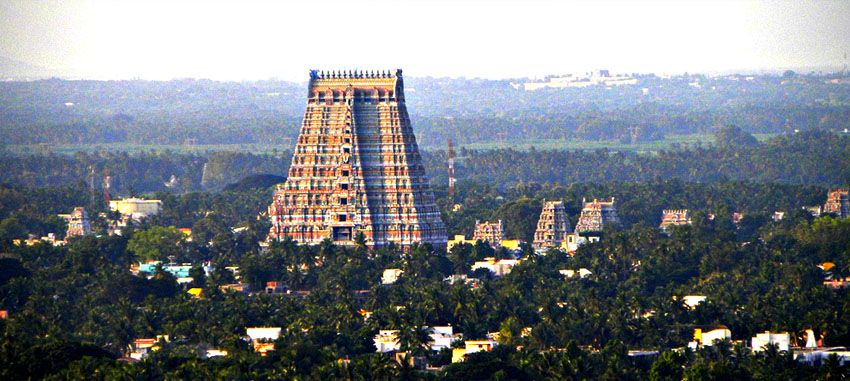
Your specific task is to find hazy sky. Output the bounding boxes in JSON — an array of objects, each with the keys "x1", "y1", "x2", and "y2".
[{"x1": 1, "y1": 0, "x2": 849, "y2": 80}]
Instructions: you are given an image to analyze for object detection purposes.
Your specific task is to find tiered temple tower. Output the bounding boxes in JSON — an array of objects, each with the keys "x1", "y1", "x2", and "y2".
[
  {"x1": 533, "y1": 201, "x2": 571, "y2": 250},
  {"x1": 575, "y1": 198, "x2": 620, "y2": 233},
  {"x1": 66, "y1": 207, "x2": 92, "y2": 238},
  {"x1": 824, "y1": 190, "x2": 850, "y2": 218},
  {"x1": 267, "y1": 69, "x2": 447, "y2": 249},
  {"x1": 659, "y1": 209, "x2": 692, "y2": 231},
  {"x1": 473, "y1": 220, "x2": 505, "y2": 247}
]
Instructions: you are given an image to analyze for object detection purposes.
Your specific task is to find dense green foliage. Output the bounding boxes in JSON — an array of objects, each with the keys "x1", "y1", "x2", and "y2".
[
  {"x1": 3, "y1": 74, "x2": 849, "y2": 149},
  {"x1": 1, "y1": 177, "x2": 849, "y2": 379},
  {"x1": 2, "y1": 130, "x2": 849, "y2": 197}
]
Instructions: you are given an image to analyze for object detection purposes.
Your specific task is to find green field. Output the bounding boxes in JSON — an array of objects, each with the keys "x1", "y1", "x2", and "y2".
[{"x1": 3, "y1": 134, "x2": 778, "y2": 155}]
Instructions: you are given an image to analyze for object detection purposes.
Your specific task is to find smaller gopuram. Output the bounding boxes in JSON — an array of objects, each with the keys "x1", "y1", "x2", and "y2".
[
  {"x1": 575, "y1": 198, "x2": 620, "y2": 233},
  {"x1": 65, "y1": 207, "x2": 92, "y2": 238},
  {"x1": 824, "y1": 190, "x2": 850, "y2": 218},
  {"x1": 473, "y1": 220, "x2": 505, "y2": 247},
  {"x1": 660, "y1": 209, "x2": 692, "y2": 231},
  {"x1": 533, "y1": 201, "x2": 571, "y2": 251}
]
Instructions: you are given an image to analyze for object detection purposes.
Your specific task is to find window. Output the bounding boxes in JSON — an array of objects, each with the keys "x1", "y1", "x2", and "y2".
[
  {"x1": 342, "y1": 170, "x2": 349, "y2": 176},
  {"x1": 340, "y1": 183, "x2": 349, "y2": 190},
  {"x1": 338, "y1": 214, "x2": 347, "y2": 222},
  {"x1": 340, "y1": 198, "x2": 348, "y2": 205}
]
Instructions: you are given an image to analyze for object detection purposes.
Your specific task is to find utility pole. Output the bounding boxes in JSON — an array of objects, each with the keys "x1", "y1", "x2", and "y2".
[{"x1": 448, "y1": 140, "x2": 456, "y2": 199}]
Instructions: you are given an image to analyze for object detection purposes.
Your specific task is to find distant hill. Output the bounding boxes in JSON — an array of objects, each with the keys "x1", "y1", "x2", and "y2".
[{"x1": 223, "y1": 174, "x2": 286, "y2": 192}]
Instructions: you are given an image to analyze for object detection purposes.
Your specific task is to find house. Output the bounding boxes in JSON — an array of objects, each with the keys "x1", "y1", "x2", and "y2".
[
  {"x1": 447, "y1": 235, "x2": 473, "y2": 251},
  {"x1": 471, "y1": 258, "x2": 520, "y2": 277},
  {"x1": 109, "y1": 198, "x2": 162, "y2": 218},
  {"x1": 204, "y1": 349, "x2": 228, "y2": 358},
  {"x1": 134, "y1": 260, "x2": 213, "y2": 283},
  {"x1": 465, "y1": 339, "x2": 498, "y2": 355},
  {"x1": 660, "y1": 209, "x2": 692, "y2": 231},
  {"x1": 266, "y1": 281, "x2": 287, "y2": 294},
  {"x1": 561, "y1": 233, "x2": 599, "y2": 254},
  {"x1": 374, "y1": 330, "x2": 400, "y2": 352},
  {"x1": 187, "y1": 288, "x2": 202, "y2": 298},
  {"x1": 452, "y1": 348, "x2": 467, "y2": 363},
  {"x1": 246, "y1": 327, "x2": 281, "y2": 355},
  {"x1": 689, "y1": 327, "x2": 732, "y2": 349},
  {"x1": 129, "y1": 335, "x2": 169, "y2": 360},
  {"x1": 751, "y1": 331, "x2": 790, "y2": 352},
  {"x1": 382, "y1": 269, "x2": 404, "y2": 285},
  {"x1": 0, "y1": 310, "x2": 7, "y2": 319},
  {"x1": 220, "y1": 283, "x2": 251, "y2": 293},
  {"x1": 559, "y1": 268, "x2": 592, "y2": 279},
  {"x1": 429, "y1": 326, "x2": 454, "y2": 351},
  {"x1": 682, "y1": 295, "x2": 707, "y2": 309},
  {"x1": 773, "y1": 211, "x2": 785, "y2": 222},
  {"x1": 500, "y1": 240, "x2": 523, "y2": 252},
  {"x1": 795, "y1": 348, "x2": 850, "y2": 366}
]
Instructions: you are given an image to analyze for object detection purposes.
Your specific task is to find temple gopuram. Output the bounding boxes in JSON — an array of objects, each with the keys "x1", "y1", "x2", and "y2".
[
  {"x1": 473, "y1": 220, "x2": 505, "y2": 248},
  {"x1": 659, "y1": 209, "x2": 692, "y2": 231},
  {"x1": 824, "y1": 190, "x2": 849, "y2": 218},
  {"x1": 575, "y1": 198, "x2": 620, "y2": 233},
  {"x1": 267, "y1": 69, "x2": 447, "y2": 249},
  {"x1": 533, "y1": 201, "x2": 572, "y2": 250}
]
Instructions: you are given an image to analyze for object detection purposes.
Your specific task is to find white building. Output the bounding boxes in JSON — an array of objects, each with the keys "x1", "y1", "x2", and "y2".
[
  {"x1": 465, "y1": 339, "x2": 498, "y2": 354},
  {"x1": 682, "y1": 295, "x2": 707, "y2": 309},
  {"x1": 429, "y1": 326, "x2": 454, "y2": 351},
  {"x1": 471, "y1": 258, "x2": 520, "y2": 276},
  {"x1": 559, "y1": 268, "x2": 592, "y2": 279},
  {"x1": 382, "y1": 269, "x2": 404, "y2": 285},
  {"x1": 374, "y1": 330, "x2": 401, "y2": 352},
  {"x1": 689, "y1": 327, "x2": 732, "y2": 349},
  {"x1": 751, "y1": 331, "x2": 791, "y2": 352}
]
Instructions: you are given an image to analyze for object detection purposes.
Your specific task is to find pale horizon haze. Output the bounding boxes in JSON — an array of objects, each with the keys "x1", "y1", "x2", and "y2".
[{"x1": 1, "y1": 0, "x2": 849, "y2": 81}]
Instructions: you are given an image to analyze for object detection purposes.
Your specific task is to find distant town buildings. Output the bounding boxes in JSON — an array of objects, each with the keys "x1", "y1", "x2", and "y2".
[
  {"x1": 533, "y1": 200, "x2": 571, "y2": 251},
  {"x1": 659, "y1": 209, "x2": 691, "y2": 231},
  {"x1": 575, "y1": 198, "x2": 620, "y2": 233},
  {"x1": 824, "y1": 189, "x2": 849, "y2": 218},
  {"x1": 517, "y1": 71, "x2": 637, "y2": 91},
  {"x1": 473, "y1": 220, "x2": 505, "y2": 248}
]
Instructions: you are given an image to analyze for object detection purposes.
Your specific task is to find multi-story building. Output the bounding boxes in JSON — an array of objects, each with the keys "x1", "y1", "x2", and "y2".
[
  {"x1": 267, "y1": 70, "x2": 446, "y2": 249},
  {"x1": 473, "y1": 220, "x2": 505, "y2": 247},
  {"x1": 575, "y1": 198, "x2": 620, "y2": 233},
  {"x1": 824, "y1": 190, "x2": 849, "y2": 218},
  {"x1": 532, "y1": 200, "x2": 571, "y2": 251},
  {"x1": 659, "y1": 209, "x2": 691, "y2": 231},
  {"x1": 109, "y1": 198, "x2": 162, "y2": 217}
]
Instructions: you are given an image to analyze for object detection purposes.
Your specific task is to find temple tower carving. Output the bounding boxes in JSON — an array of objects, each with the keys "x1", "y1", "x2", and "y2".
[
  {"x1": 533, "y1": 200, "x2": 571, "y2": 250},
  {"x1": 575, "y1": 197, "x2": 620, "y2": 233},
  {"x1": 267, "y1": 69, "x2": 447, "y2": 249}
]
